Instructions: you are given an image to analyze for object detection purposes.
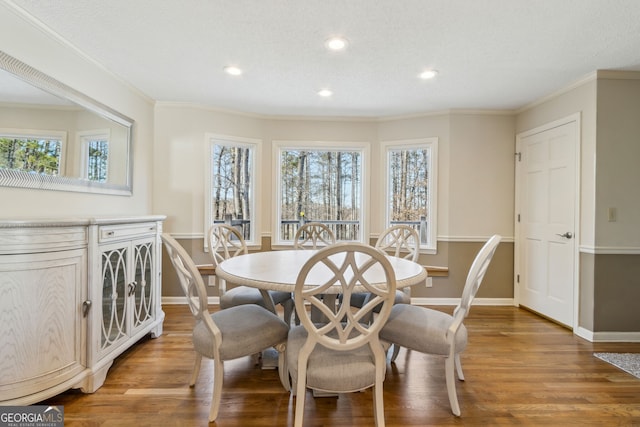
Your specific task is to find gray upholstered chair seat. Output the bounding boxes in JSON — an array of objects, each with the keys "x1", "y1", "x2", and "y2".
[
  {"x1": 287, "y1": 325, "x2": 382, "y2": 392},
  {"x1": 350, "y1": 289, "x2": 411, "y2": 312},
  {"x1": 380, "y1": 304, "x2": 468, "y2": 356},
  {"x1": 194, "y1": 304, "x2": 289, "y2": 361}
]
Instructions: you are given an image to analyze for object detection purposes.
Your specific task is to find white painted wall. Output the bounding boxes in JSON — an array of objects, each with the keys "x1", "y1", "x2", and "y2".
[{"x1": 0, "y1": 3, "x2": 155, "y2": 218}]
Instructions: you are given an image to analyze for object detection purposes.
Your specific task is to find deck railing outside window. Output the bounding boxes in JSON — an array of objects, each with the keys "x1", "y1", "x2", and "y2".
[{"x1": 214, "y1": 216, "x2": 428, "y2": 246}]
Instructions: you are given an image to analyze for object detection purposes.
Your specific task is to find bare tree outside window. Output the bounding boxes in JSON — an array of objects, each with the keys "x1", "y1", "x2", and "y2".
[
  {"x1": 210, "y1": 143, "x2": 253, "y2": 240},
  {"x1": 386, "y1": 143, "x2": 435, "y2": 249},
  {"x1": 87, "y1": 139, "x2": 108, "y2": 182},
  {"x1": 279, "y1": 149, "x2": 362, "y2": 241}
]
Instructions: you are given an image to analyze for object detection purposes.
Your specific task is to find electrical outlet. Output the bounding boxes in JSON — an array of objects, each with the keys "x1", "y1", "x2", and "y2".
[
  {"x1": 608, "y1": 207, "x2": 617, "y2": 222},
  {"x1": 426, "y1": 277, "x2": 433, "y2": 288}
]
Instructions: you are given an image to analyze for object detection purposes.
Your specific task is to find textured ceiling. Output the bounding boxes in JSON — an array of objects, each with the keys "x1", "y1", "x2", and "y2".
[{"x1": 7, "y1": 0, "x2": 640, "y2": 118}]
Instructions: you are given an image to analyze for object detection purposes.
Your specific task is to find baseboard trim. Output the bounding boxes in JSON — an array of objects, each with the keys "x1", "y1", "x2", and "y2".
[
  {"x1": 410, "y1": 297, "x2": 515, "y2": 306},
  {"x1": 576, "y1": 327, "x2": 640, "y2": 343},
  {"x1": 163, "y1": 296, "x2": 220, "y2": 305}
]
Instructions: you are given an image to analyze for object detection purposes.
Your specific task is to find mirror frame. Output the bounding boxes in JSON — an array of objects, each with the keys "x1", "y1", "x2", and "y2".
[{"x1": 0, "y1": 51, "x2": 134, "y2": 196}]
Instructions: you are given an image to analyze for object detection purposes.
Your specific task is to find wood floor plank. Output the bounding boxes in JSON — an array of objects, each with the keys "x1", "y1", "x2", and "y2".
[{"x1": 39, "y1": 305, "x2": 640, "y2": 426}]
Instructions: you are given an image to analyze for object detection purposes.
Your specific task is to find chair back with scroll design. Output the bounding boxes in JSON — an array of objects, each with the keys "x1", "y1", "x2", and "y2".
[
  {"x1": 375, "y1": 224, "x2": 420, "y2": 262},
  {"x1": 287, "y1": 243, "x2": 396, "y2": 427},
  {"x1": 207, "y1": 224, "x2": 247, "y2": 266},
  {"x1": 207, "y1": 224, "x2": 294, "y2": 324},
  {"x1": 351, "y1": 224, "x2": 420, "y2": 326},
  {"x1": 293, "y1": 222, "x2": 336, "y2": 249}
]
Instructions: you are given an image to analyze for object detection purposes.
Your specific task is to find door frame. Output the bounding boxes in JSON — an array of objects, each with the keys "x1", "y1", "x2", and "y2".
[{"x1": 514, "y1": 112, "x2": 581, "y2": 331}]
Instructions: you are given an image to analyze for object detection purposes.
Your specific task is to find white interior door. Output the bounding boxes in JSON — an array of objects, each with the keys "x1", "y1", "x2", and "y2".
[{"x1": 515, "y1": 115, "x2": 579, "y2": 328}]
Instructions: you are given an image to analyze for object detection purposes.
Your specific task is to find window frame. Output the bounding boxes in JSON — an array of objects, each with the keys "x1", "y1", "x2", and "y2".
[
  {"x1": 204, "y1": 133, "x2": 261, "y2": 248},
  {"x1": 272, "y1": 140, "x2": 370, "y2": 248},
  {"x1": 381, "y1": 137, "x2": 438, "y2": 254},
  {"x1": 78, "y1": 128, "x2": 110, "y2": 182}
]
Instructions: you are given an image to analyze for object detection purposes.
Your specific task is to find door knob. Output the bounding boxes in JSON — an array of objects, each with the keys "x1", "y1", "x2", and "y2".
[{"x1": 556, "y1": 232, "x2": 573, "y2": 239}]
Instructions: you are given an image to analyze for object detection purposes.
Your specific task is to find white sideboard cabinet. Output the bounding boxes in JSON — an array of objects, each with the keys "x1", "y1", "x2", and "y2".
[{"x1": 0, "y1": 216, "x2": 165, "y2": 405}]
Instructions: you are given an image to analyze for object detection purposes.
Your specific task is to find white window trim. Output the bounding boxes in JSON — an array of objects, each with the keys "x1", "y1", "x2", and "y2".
[
  {"x1": 380, "y1": 137, "x2": 438, "y2": 254},
  {"x1": 78, "y1": 128, "x2": 110, "y2": 181},
  {"x1": 0, "y1": 127, "x2": 67, "y2": 176},
  {"x1": 272, "y1": 140, "x2": 370, "y2": 248},
  {"x1": 204, "y1": 133, "x2": 262, "y2": 249}
]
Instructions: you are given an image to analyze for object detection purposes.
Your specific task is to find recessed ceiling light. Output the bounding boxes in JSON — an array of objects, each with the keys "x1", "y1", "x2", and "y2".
[
  {"x1": 318, "y1": 89, "x2": 333, "y2": 97},
  {"x1": 325, "y1": 37, "x2": 348, "y2": 51},
  {"x1": 419, "y1": 69, "x2": 438, "y2": 80},
  {"x1": 224, "y1": 65, "x2": 243, "y2": 76}
]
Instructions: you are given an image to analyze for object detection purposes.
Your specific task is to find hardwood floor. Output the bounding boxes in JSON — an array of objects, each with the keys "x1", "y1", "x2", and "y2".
[{"x1": 41, "y1": 305, "x2": 640, "y2": 426}]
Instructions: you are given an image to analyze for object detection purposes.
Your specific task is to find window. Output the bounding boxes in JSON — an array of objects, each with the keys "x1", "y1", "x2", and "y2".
[
  {"x1": 274, "y1": 141, "x2": 368, "y2": 245},
  {"x1": 0, "y1": 129, "x2": 66, "y2": 176},
  {"x1": 205, "y1": 134, "x2": 259, "y2": 245},
  {"x1": 79, "y1": 130, "x2": 110, "y2": 182},
  {"x1": 383, "y1": 138, "x2": 438, "y2": 252}
]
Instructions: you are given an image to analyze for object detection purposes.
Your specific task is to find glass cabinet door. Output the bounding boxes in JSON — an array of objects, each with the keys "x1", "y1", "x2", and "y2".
[
  {"x1": 100, "y1": 247, "x2": 128, "y2": 351},
  {"x1": 131, "y1": 239, "x2": 155, "y2": 331}
]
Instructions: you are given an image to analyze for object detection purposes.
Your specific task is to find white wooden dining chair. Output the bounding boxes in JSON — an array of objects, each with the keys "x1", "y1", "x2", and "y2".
[
  {"x1": 161, "y1": 233, "x2": 290, "y2": 422},
  {"x1": 287, "y1": 243, "x2": 396, "y2": 427},
  {"x1": 208, "y1": 224, "x2": 294, "y2": 324},
  {"x1": 292, "y1": 222, "x2": 336, "y2": 323},
  {"x1": 350, "y1": 225, "x2": 420, "y2": 328},
  {"x1": 293, "y1": 221, "x2": 336, "y2": 249},
  {"x1": 379, "y1": 234, "x2": 501, "y2": 416}
]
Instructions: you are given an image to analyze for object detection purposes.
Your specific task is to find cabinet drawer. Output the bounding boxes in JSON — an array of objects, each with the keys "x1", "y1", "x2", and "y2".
[
  {"x1": 99, "y1": 222, "x2": 158, "y2": 242},
  {"x1": 0, "y1": 227, "x2": 87, "y2": 254}
]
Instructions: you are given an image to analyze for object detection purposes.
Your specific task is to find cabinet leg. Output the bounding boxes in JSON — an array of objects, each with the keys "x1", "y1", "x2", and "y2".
[{"x1": 78, "y1": 361, "x2": 113, "y2": 393}]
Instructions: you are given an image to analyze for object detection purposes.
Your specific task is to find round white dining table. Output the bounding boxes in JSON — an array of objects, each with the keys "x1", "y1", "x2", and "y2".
[{"x1": 215, "y1": 248, "x2": 427, "y2": 312}]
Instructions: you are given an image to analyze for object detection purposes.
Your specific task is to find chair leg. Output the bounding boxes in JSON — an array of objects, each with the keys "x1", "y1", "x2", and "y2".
[
  {"x1": 293, "y1": 386, "x2": 306, "y2": 426},
  {"x1": 389, "y1": 344, "x2": 401, "y2": 362},
  {"x1": 293, "y1": 308, "x2": 301, "y2": 325},
  {"x1": 373, "y1": 383, "x2": 386, "y2": 427},
  {"x1": 276, "y1": 343, "x2": 290, "y2": 391},
  {"x1": 189, "y1": 353, "x2": 202, "y2": 386},
  {"x1": 251, "y1": 352, "x2": 261, "y2": 365},
  {"x1": 294, "y1": 367, "x2": 308, "y2": 426},
  {"x1": 209, "y1": 358, "x2": 224, "y2": 422},
  {"x1": 455, "y1": 353, "x2": 465, "y2": 381},
  {"x1": 283, "y1": 298, "x2": 295, "y2": 326},
  {"x1": 444, "y1": 356, "x2": 461, "y2": 416}
]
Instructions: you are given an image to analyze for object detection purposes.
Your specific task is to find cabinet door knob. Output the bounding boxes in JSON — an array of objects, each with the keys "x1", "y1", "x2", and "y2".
[{"x1": 82, "y1": 300, "x2": 92, "y2": 317}]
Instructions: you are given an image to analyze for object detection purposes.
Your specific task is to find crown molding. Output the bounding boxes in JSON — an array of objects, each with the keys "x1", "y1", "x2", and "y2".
[{"x1": 516, "y1": 71, "x2": 597, "y2": 114}]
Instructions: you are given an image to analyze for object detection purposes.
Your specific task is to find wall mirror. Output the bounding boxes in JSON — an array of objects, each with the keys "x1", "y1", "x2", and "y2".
[{"x1": 0, "y1": 50, "x2": 133, "y2": 196}]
